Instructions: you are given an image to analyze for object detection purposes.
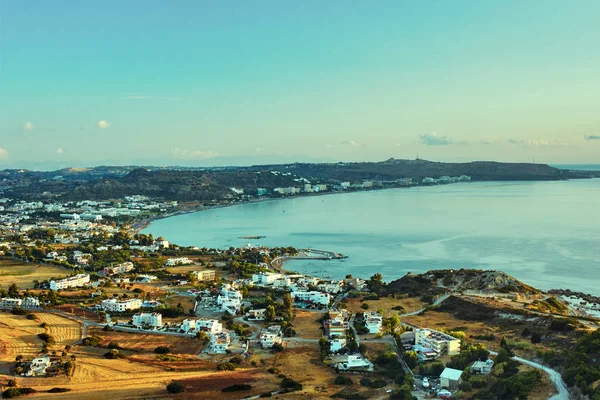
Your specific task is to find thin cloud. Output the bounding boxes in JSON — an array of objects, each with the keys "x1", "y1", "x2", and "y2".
[
  {"x1": 23, "y1": 121, "x2": 34, "y2": 131},
  {"x1": 0, "y1": 147, "x2": 8, "y2": 160},
  {"x1": 419, "y1": 133, "x2": 466, "y2": 145},
  {"x1": 585, "y1": 135, "x2": 600, "y2": 140},
  {"x1": 171, "y1": 148, "x2": 219, "y2": 159},
  {"x1": 480, "y1": 140, "x2": 492, "y2": 145},
  {"x1": 341, "y1": 140, "x2": 360, "y2": 147},
  {"x1": 508, "y1": 138, "x2": 570, "y2": 148},
  {"x1": 123, "y1": 94, "x2": 183, "y2": 101},
  {"x1": 56, "y1": 148, "x2": 64, "y2": 155},
  {"x1": 97, "y1": 120, "x2": 111, "y2": 129},
  {"x1": 325, "y1": 144, "x2": 333, "y2": 149}
]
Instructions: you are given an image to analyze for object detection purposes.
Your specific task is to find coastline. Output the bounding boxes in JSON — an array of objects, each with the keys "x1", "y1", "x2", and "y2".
[{"x1": 135, "y1": 184, "x2": 412, "y2": 234}]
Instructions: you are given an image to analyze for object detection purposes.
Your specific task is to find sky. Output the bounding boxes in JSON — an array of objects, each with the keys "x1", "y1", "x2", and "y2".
[{"x1": 1, "y1": 0, "x2": 599, "y2": 169}]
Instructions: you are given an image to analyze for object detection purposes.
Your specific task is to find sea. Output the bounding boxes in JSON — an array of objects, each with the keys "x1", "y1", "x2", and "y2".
[{"x1": 143, "y1": 174, "x2": 600, "y2": 296}]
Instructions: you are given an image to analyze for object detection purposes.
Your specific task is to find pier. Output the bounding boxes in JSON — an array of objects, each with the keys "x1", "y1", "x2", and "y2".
[{"x1": 270, "y1": 248, "x2": 347, "y2": 272}]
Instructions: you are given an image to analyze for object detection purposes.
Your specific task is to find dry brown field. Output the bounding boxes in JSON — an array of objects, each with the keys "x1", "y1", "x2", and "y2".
[
  {"x1": 293, "y1": 310, "x2": 325, "y2": 339},
  {"x1": 0, "y1": 259, "x2": 70, "y2": 289},
  {"x1": 344, "y1": 295, "x2": 427, "y2": 316}
]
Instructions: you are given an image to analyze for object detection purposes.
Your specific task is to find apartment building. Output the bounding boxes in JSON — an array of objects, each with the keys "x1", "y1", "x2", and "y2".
[
  {"x1": 50, "y1": 274, "x2": 90, "y2": 290},
  {"x1": 101, "y1": 298, "x2": 142, "y2": 312},
  {"x1": 103, "y1": 262, "x2": 134, "y2": 276},
  {"x1": 415, "y1": 328, "x2": 461, "y2": 356},
  {"x1": 132, "y1": 312, "x2": 163, "y2": 328},
  {"x1": 192, "y1": 270, "x2": 216, "y2": 282}
]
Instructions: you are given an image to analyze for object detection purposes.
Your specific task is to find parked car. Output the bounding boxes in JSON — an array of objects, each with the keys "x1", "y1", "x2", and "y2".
[{"x1": 437, "y1": 389, "x2": 453, "y2": 399}]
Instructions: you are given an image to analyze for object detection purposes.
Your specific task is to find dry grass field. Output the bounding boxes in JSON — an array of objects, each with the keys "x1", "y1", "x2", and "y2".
[
  {"x1": 36, "y1": 313, "x2": 83, "y2": 348},
  {"x1": 0, "y1": 259, "x2": 70, "y2": 289},
  {"x1": 293, "y1": 310, "x2": 325, "y2": 339},
  {"x1": 0, "y1": 312, "x2": 45, "y2": 363},
  {"x1": 344, "y1": 295, "x2": 427, "y2": 316},
  {"x1": 86, "y1": 328, "x2": 206, "y2": 355}
]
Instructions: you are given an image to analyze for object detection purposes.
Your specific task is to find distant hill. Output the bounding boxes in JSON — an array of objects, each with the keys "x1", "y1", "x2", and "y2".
[
  {"x1": 1, "y1": 159, "x2": 597, "y2": 201},
  {"x1": 385, "y1": 269, "x2": 543, "y2": 298}
]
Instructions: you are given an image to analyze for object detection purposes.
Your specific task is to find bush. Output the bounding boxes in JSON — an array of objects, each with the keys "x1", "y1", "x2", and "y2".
[
  {"x1": 469, "y1": 376, "x2": 488, "y2": 389},
  {"x1": 458, "y1": 381, "x2": 473, "y2": 392},
  {"x1": 103, "y1": 324, "x2": 113, "y2": 331},
  {"x1": 3, "y1": 388, "x2": 37, "y2": 398},
  {"x1": 11, "y1": 308, "x2": 28, "y2": 316},
  {"x1": 334, "y1": 376, "x2": 353, "y2": 385},
  {"x1": 222, "y1": 384, "x2": 252, "y2": 392},
  {"x1": 217, "y1": 362, "x2": 236, "y2": 371},
  {"x1": 82, "y1": 335, "x2": 102, "y2": 347},
  {"x1": 154, "y1": 346, "x2": 170, "y2": 354},
  {"x1": 280, "y1": 377, "x2": 303, "y2": 391},
  {"x1": 40, "y1": 322, "x2": 49, "y2": 329},
  {"x1": 48, "y1": 388, "x2": 71, "y2": 393},
  {"x1": 166, "y1": 382, "x2": 185, "y2": 394},
  {"x1": 531, "y1": 332, "x2": 542, "y2": 344},
  {"x1": 26, "y1": 313, "x2": 37, "y2": 320},
  {"x1": 37, "y1": 333, "x2": 55, "y2": 345},
  {"x1": 104, "y1": 349, "x2": 119, "y2": 359},
  {"x1": 361, "y1": 303, "x2": 369, "y2": 310},
  {"x1": 108, "y1": 342, "x2": 121, "y2": 349},
  {"x1": 267, "y1": 367, "x2": 279, "y2": 374},
  {"x1": 271, "y1": 343, "x2": 284, "y2": 352}
]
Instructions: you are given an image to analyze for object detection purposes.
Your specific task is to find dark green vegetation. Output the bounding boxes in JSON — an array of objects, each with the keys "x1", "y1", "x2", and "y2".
[
  {"x1": 3, "y1": 159, "x2": 596, "y2": 201},
  {"x1": 222, "y1": 384, "x2": 252, "y2": 392},
  {"x1": 166, "y1": 381, "x2": 185, "y2": 394}
]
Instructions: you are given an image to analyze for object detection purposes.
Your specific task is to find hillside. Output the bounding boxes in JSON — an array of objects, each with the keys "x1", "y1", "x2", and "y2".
[
  {"x1": 2, "y1": 159, "x2": 597, "y2": 201},
  {"x1": 385, "y1": 269, "x2": 543, "y2": 298}
]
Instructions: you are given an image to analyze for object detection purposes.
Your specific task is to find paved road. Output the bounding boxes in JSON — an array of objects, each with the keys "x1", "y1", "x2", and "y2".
[
  {"x1": 489, "y1": 350, "x2": 568, "y2": 400},
  {"x1": 399, "y1": 294, "x2": 451, "y2": 318}
]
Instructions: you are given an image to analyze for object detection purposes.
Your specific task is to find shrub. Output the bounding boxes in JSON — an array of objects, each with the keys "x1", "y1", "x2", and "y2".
[
  {"x1": 469, "y1": 376, "x2": 488, "y2": 389},
  {"x1": 267, "y1": 367, "x2": 279, "y2": 374},
  {"x1": 458, "y1": 381, "x2": 473, "y2": 392},
  {"x1": 37, "y1": 333, "x2": 55, "y2": 345},
  {"x1": 48, "y1": 388, "x2": 71, "y2": 393},
  {"x1": 281, "y1": 377, "x2": 303, "y2": 391},
  {"x1": 82, "y1": 335, "x2": 102, "y2": 347},
  {"x1": 531, "y1": 332, "x2": 542, "y2": 344},
  {"x1": 154, "y1": 346, "x2": 170, "y2": 354},
  {"x1": 11, "y1": 308, "x2": 28, "y2": 316},
  {"x1": 3, "y1": 388, "x2": 37, "y2": 398},
  {"x1": 334, "y1": 376, "x2": 353, "y2": 385},
  {"x1": 103, "y1": 324, "x2": 113, "y2": 331},
  {"x1": 222, "y1": 384, "x2": 252, "y2": 392},
  {"x1": 360, "y1": 377, "x2": 372, "y2": 387},
  {"x1": 104, "y1": 349, "x2": 119, "y2": 359},
  {"x1": 108, "y1": 342, "x2": 121, "y2": 350},
  {"x1": 271, "y1": 343, "x2": 284, "y2": 352},
  {"x1": 40, "y1": 322, "x2": 49, "y2": 329},
  {"x1": 166, "y1": 382, "x2": 185, "y2": 394},
  {"x1": 217, "y1": 362, "x2": 236, "y2": 371},
  {"x1": 361, "y1": 303, "x2": 369, "y2": 310},
  {"x1": 25, "y1": 313, "x2": 37, "y2": 320}
]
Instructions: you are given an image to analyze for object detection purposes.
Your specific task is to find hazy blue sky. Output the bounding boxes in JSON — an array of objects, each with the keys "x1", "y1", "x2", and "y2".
[{"x1": 1, "y1": 1, "x2": 599, "y2": 168}]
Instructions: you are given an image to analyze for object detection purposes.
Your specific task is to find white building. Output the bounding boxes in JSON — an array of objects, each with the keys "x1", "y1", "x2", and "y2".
[
  {"x1": 252, "y1": 273, "x2": 284, "y2": 285},
  {"x1": 415, "y1": 328, "x2": 461, "y2": 356},
  {"x1": 50, "y1": 274, "x2": 90, "y2": 290},
  {"x1": 210, "y1": 332, "x2": 231, "y2": 353},
  {"x1": 192, "y1": 270, "x2": 216, "y2": 282},
  {"x1": 470, "y1": 359, "x2": 494, "y2": 375},
  {"x1": 260, "y1": 332, "x2": 283, "y2": 348},
  {"x1": 132, "y1": 312, "x2": 163, "y2": 328},
  {"x1": 165, "y1": 257, "x2": 193, "y2": 266},
  {"x1": 101, "y1": 298, "x2": 142, "y2": 312},
  {"x1": 217, "y1": 285, "x2": 243, "y2": 314},
  {"x1": 291, "y1": 291, "x2": 331, "y2": 306},
  {"x1": 336, "y1": 354, "x2": 374, "y2": 371},
  {"x1": 26, "y1": 355, "x2": 51, "y2": 376},
  {"x1": 103, "y1": 262, "x2": 134, "y2": 276},
  {"x1": 364, "y1": 312, "x2": 383, "y2": 334},
  {"x1": 1, "y1": 297, "x2": 40, "y2": 308},
  {"x1": 329, "y1": 338, "x2": 347, "y2": 353},
  {"x1": 246, "y1": 309, "x2": 266, "y2": 321},
  {"x1": 440, "y1": 367, "x2": 463, "y2": 389}
]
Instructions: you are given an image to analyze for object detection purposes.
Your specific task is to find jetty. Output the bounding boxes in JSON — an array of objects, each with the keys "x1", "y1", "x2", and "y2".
[{"x1": 270, "y1": 248, "x2": 347, "y2": 272}]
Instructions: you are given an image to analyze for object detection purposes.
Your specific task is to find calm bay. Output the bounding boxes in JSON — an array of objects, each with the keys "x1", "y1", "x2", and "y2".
[{"x1": 143, "y1": 179, "x2": 600, "y2": 295}]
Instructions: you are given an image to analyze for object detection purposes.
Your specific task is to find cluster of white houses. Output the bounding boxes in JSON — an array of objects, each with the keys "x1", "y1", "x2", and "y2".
[
  {"x1": 0, "y1": 297, "x2": 40, "y2": 308},
  {"x1": 49, "y1": 274, "x2": 90, "y2": 290},
  {"x1": 165, "y1": 257, "x2": 194, "y2": 266},
  {"x1": 259, "y1": 325, "x2": 283, "y2": 348},
  {"x1": 101, "y1": 298, "x2": 143, "y2": 312}
]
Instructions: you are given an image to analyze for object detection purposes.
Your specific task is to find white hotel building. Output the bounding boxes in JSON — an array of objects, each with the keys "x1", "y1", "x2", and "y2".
[
  {"x1": 415, "y1": 328, "x2": 461, "y2": 356},
  {"x1": 50, "y1": 274, "x2": 90, "y2": 290},
  {"x1": 132, "y1": 312, "x2": 163, "y2": 328},
  {"x1": 101, "y1": 298, "x2": 143, "y2": 312},
  {"x1": 291, "y1": 291, "x2": 331, "y2": 306}
]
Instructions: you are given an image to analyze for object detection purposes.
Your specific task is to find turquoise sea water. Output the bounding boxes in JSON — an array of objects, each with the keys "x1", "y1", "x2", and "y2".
[{"x1": 143, "y1": 179, "x2": 600, "y2": 295}]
